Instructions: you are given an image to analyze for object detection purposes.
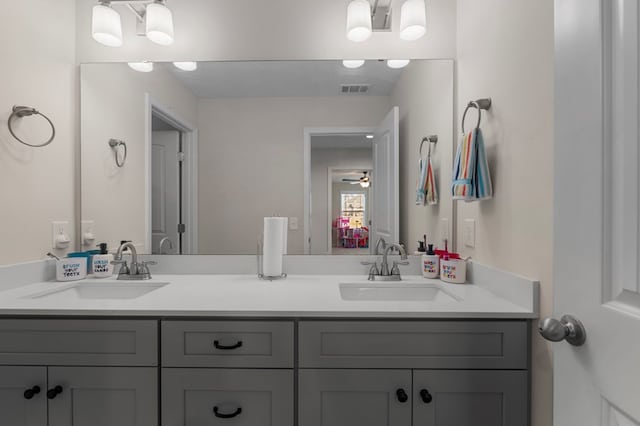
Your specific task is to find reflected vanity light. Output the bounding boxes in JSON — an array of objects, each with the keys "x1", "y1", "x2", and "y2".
[
  {"x1": 173, "y1": 61, "x2": 198, "y2": 71},
  {"x1": 342, "y1": 60, "x2": 366, "y2": 69},
  {"x1": 146, "y1": 1, "x2": 175, "y2": 45},
  {"x1": 91, "y1": 3, "x2": 123, "y2": 47},
  {"x1": 346, "y1": 0, "x2": 373, "y2": 42},
  {"x1": 128, "y1": 61, "x2": 154, "y2": 72},
  {"x1": 366, "y1": 134, "x2": 374, "y2": 139},
  {"x1": 387, "y1": 59, "x2": 411, "y2": 69},
  {"x1": 400, "y1": 0, "x2": 427, "y2": 41}
]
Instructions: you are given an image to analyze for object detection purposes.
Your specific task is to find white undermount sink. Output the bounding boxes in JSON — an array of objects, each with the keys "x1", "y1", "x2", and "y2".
[
  {"x1": 24, "y1": 280, "x2": 169, "y2": 300},
  {"x1": 339, "y1": 282, "x2": 461, "y2": 302}
]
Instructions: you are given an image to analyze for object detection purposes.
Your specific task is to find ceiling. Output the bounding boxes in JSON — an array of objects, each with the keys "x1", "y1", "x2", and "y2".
[{"x1": 166, "y1": 60, "x2": 404, "y2": 98}]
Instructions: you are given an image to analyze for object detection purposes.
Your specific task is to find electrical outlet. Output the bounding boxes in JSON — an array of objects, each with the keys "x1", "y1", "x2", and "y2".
[
  {"x1": 51, "y1": 221, "x2": 71, "y2": 249},
  {"x1": 81, "y1": 220, "x2": 95, "y2": 247},
  {"x1": 440, "y1": 218, "x2": 449, "y2": 242},
  {"x1": 463, "y1": 219, "x2": 476, "y2": 248},
  {"x1": 289, "y1": 217, "x2": 299, "y2": 231}
]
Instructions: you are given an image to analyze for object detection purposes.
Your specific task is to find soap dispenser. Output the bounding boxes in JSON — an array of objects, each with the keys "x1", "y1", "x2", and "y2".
[
  {"x1": 421, "y1": 244, "x2": 440, "y2": 279},
  {"x1": 92, "y1": 243, "x2": 114, "y2": 278}
]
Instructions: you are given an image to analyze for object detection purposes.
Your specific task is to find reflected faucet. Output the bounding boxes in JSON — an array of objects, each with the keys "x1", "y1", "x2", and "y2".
[
  {"x1": 112, "y1": 242, "x2": 156, "y2": 280},
  {"x1": 159, "y1": 237, "x2": 173, "y2": 254}
]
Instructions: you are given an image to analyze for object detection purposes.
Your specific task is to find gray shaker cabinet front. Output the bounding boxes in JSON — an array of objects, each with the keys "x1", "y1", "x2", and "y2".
[
  {"x1": 298, "y1": 369, "x2": 413, "y2": 426},
  {"x1": 0, "y1": 366, "x2": 47, "y2": 426}
]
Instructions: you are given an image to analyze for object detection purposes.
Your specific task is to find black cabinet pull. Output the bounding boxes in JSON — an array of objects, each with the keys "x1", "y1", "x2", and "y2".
[
  {"x1": 47, "y1": 386, "x2": 63, "y2": 399},
  {"x1": 420, "y1": 389, "x2": 433, "y2": 404},
  {"x1": 23, "y1": 386, "x2": 41, "y2": 400},
  {"x1": 396, "y1": 388, "x2": 408, "y2": 403},
  {"x1": 213, "y1": 340, "x2": 243, "y2": 350},
  {"x1": 213, "y1": 406, "x2": 243, "y2": 419}
]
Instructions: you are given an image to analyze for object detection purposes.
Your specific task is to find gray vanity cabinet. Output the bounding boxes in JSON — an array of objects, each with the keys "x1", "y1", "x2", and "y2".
[
  {"x1": 298, "y1": 369, "x2": 412, "y2": 426},
  {"x1": 0, "y1": 366, "x2": 47, "y2": 426}
]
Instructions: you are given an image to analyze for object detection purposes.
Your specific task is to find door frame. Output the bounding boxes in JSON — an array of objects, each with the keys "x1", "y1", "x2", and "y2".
[
  {"x1": 303, "y1": 127, "x2": 375, "y2": 254},
  {"x1": 145, "y1": 93, "x2": 199, "y2": 254}
]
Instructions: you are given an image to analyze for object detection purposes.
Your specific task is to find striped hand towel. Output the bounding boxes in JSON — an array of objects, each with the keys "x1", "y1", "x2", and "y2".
[
  {"x1": 451, "y1": 128, "x2": 492, "y2": 201},
  {"x1": 416, "y1": 154, "x2": 438, "y2": 205},
  {"x1": 415, "y1": 157, "x2": 428, "y2": 205},
  {"x1": 425, "y1": 155, "x2": 438, "y2": 205}
]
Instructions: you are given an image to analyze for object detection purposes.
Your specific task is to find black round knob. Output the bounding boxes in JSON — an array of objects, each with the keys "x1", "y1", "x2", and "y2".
[
  {"x1": 420, "y1": 389, "x2": 433, "y2": 404},
  {"x1": 47, "y1": 386, "x2": 63, "y2": 399},
  {"x1": 396, "y1": 388, "x2": 408, "y2": 403},
  {"x1": 23, "y1": 386, "x2": 41, "y2": 400}
]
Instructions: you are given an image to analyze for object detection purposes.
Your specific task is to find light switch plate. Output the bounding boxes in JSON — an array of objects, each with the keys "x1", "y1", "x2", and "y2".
[
  {"x1": 289, "y1": 217, "x2": 299, "y2": 231},
  {"x1": 464, "y1": 219, "x2": 476, "y2": 248}
]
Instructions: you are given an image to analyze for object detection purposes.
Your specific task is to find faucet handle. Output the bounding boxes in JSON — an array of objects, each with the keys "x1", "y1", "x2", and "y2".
[
  {"x1": 111, "y1": 259, "x2": 129, "y2": 274},
  {"x1": 139, "y1": 261, "x2": 156, "y2": 278},
  {"x1": 391, "y1": 260, "x2": 410, "y2": 276}
]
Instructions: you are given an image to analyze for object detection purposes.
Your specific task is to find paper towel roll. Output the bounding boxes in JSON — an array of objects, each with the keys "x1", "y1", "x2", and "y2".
[{"x1": 263, "y1": 217, "x2": 288, "y2": 277}]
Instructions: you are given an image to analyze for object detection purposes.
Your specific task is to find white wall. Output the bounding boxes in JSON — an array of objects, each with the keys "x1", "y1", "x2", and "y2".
[
  {"x1": 310, "y1": 147, "x2": 373, "y2": 254},
  {"x1": 81, "y1": 63, "x2": 197, "y2": 251},
  {"x1": 75, "y1": 0, "x2": 456, "y2": 63},
  {"x1": 456, "y1": 1, "x2": 554, "y2": 426},
  {"x1": 0, "y1": 0, "x2": 77, "y2": 265},
  {"x1": 197, "y1": 96, "x2": 390, "y2": 254},
  {"x1": 390, "y1": 60, "x2": 454, "y2": 253}
]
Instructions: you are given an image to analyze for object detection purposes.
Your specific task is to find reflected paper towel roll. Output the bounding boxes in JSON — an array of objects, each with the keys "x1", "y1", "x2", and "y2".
[{"x1": 263, "y1": 217, "x2": 288, "y2": 277}]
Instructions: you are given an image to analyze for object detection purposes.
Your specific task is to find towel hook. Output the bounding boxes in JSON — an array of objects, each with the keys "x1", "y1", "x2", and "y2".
[
  {"x1": 7, "y1": 105, "x2": 56, "y2": 148},
  {"x1": 419, "y1": 135, "x2": 438, "y2": 158},
  {"x1": 461, "y1": 98, "x2": 492, "y2": 134},
  {"x1": 108, "y1": 138, "x2": 127, "y2": 167}
]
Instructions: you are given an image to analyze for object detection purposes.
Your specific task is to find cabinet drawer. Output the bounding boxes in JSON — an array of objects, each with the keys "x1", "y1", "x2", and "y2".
[
  {"x1": 299, "y1": 320, "x2": 528, "y2": 369},
  {"x1": 162, "y1": 320, "x2": 294, "y2": 368},
  {"x1": 0, "y1": 319, "x2": 157, "y2": 366},
  {"x1": 162, "y1": 368, "x2": 294, "y2": 426}
]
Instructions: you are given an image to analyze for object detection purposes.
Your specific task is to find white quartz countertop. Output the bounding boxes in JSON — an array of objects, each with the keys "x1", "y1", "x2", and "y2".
[{"x1": 0, "y1": 274, "x2": 537, "y2": 318}]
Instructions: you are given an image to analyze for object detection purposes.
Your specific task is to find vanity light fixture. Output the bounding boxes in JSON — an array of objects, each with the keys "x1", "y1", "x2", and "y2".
[
  {"x1": 387, "y1": 59, "x2": 411, "y2": 69},
  {"x1": 342, "y1": 60, "x2": 366, "y2": 69},
  {"x1": 399, "y1": 0, "x2": 427, "y2": 41},
  {"x1": 128, "y1": 61, "x2": 154, "y2": 72},
  {"x1": 91, "y1": 0, "x2": 175, "y2": 47},
  {"x1": 91, "y1": 1, "x2": 123, "y2": 47},
  {"x1": 346, "y1": 0, "x2": 373, "y2": 42},
  {"x1": 173, "y1": 61, "x2": 198, "y2": 71}
]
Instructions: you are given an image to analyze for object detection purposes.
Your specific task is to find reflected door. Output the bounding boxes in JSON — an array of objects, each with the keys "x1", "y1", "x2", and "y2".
[
  {"x1": 554, "y1": 0, "x2": 640, "y2": 424},
  {"x1": 152, "y1": 130, "x2": 180, "y2": 254},
  {"x1": 371, "y1": 107, "x2": 399, "y2": 250}
]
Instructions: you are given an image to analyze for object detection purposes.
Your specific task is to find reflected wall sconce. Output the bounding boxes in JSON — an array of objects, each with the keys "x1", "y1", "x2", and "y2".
[
  {"x1": 92, "y1": 0, "x2": 174, "y2": 47},
  {"x1": 346, "y1": 0, "x2": 426, "y2": 42}
]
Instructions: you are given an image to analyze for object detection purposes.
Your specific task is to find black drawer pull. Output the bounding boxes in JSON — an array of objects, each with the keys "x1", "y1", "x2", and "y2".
[
  {"x1": 420, "y1": 389, "x2": 433, "y2": 404},
  {"x1": 396, "y1": 388, "x2": 408, "y2": 403},
  {"x1": 23, "y1": 386, "x2": 41, "y2": 400},
  {"x1": 47, "y1": 386, "x2": 63, "y2": 399},
  {"x1": 213, "y1": 340, "x2": 243, "y2": 350},
  {"x1": 213, "y1": 406, "x2": 242, "y2": 419}
]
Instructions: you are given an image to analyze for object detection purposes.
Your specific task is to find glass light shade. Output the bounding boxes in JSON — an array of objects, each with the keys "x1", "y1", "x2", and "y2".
[
  {"x1": 346, "y1": 0, "x2": 372, "y2": 42},
  {"x1": 91, "y1": 4, "x2": 123, "y2": 47},
  {"x1": 128, "y1": 62, "x2": 154, "y2": 72},
  {"x1": 387, "y1": 59, "x2": 411, "y2": 69},
  {"x1": 173, "y1": 61, "x2": 198, "y2": 71},
  {"x1": 342, "y1": 60, "x2": 365, "y2": 69},
  {"x1": 360, "y1": 180, "x2": 370, "y2": 188},
  {"x1": 146, "y1": 2, "x2": 174, "y2": 45},
  {"x1": 400, "y1": 0, "x2": 426, "y2": 41}
]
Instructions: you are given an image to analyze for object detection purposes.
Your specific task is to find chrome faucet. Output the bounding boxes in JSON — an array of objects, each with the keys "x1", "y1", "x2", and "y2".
[
  {"x1": 112, "y1": 242, "x2": 156, "y2": 280},
  {"x1": 362, "y1": 239, "x2": 409, "y2": 281}
]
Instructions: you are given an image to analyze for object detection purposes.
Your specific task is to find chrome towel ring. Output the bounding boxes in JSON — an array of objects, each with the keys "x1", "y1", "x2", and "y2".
[
  {"x1": 108, "y1": 138, "x2": 127, "y2": 167},
  {"x1": 419, "y1": 135, "x2": 438, "y2": 157},
  {"x1": 461, "y1": 98, "x2": 492, "y2": 134},
  {"x1": 7, "y1": 105, "x2": 56, "y2": 148}
]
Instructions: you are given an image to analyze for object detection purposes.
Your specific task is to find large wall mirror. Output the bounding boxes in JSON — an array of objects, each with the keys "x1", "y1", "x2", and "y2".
[{"x1": 80, "y1": 60, "x2": 454, "y2": 255}]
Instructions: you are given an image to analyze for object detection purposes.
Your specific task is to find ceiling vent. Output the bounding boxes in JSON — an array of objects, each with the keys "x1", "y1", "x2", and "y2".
[{"x1": 340, "y1": 84, "x2": 371, "y2": 94}]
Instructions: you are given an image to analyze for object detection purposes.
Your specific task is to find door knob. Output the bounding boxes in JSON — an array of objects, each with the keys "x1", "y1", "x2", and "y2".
[{"x1": 538, "y1": 314, "x2": 586, "y2": 346}]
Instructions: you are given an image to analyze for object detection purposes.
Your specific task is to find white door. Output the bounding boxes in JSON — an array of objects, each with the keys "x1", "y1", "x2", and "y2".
[
  {"x1": 552, "y1": 0, "x2": 640, "y2": 424},
  {"x1": 151, "y1": 130, "x2": 180, "y2": 254},
  {"x1": 370, "y1": 107, "x2": 399, "y2": 250}
]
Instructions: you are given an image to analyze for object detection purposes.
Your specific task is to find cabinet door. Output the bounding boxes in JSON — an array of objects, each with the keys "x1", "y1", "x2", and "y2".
[
  {"x1": 47, "y1": 366, "x2": 157, "y2": 426},
  {"x1": 162, "y1": 368, "x2": 294, "y2": 426},
  {"x1": 0, "y1": 366, "x2": 47, "y2": 426},
  {"x1": 413, "y1": 370, "x2": 528, "y2": 426},
  {"x1": 298, "y1": 369, "x2": 412, "y2": 426}
]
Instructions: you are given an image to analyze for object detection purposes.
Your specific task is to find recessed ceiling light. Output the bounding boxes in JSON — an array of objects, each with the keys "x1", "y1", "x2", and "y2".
[
  {"x1": 173, "y1": 61, "x2": 198, "y2": 71},
  {"x1": 365, "y1": 134, "x2": 374, "y2": 139},
  {"x1": 343, "y1": 60, "x2": 366, "y2": 69},
  {"x1": 387, "y1": 59, "x2": 411, "y2": 69},
  {"x1": 128, "y1": 61, "x2": 154, "y2": 72}
]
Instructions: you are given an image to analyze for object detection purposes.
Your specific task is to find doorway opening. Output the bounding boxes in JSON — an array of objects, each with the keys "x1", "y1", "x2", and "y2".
[{"x1": 145, "y1": 94, "x2": 198, "y2": 254}]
